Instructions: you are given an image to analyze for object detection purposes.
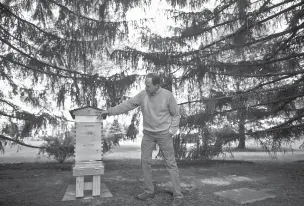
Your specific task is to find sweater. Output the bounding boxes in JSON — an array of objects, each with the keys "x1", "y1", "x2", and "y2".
[{"x1": 108, "y1": 88, "x2": 180, "y2": 135}]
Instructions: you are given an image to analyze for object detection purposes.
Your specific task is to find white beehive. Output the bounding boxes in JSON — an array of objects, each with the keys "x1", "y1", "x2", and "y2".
[
  {"x1": 69, "y1": 106, "x2": 105, "y2": 162},
  {"x1": 69, "y1": 106, "x2": 106, "y2": 197}
]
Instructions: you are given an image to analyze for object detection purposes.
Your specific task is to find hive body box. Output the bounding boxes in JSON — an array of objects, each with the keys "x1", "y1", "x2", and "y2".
[{"x1": 69, "y1": 106, "x2": 105, "y2": 198}]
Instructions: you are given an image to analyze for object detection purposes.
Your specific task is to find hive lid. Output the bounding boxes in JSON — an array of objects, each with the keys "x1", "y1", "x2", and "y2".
[{"x1": 69, "y1": 106, "x2": 104, "y2": 119}]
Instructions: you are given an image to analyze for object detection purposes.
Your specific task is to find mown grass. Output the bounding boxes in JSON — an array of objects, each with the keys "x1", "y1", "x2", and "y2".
[{"x1": 0, "y1": 159, "x2": 304, "y2": 206}]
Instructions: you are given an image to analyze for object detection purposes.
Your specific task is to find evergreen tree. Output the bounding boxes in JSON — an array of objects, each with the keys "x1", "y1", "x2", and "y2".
[
  {"x1": 103, "y1": 118, "x2": 125, "y2": 152},
  {"x1": 0, "y1": 0, "x2": 144, "y2": 150},
  {"x1": 126, "y1": 111, "x2": 140, "y2": 141},
  {"x1": 111, "y1": 0, "x2": 304, "y2": 156},
  {"x1": 1, "y1": 0, "x2": 304, "y2": 158}
]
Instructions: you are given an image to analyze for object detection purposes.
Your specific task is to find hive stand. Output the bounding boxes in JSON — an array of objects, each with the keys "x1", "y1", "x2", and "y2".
[{"x1": 69, "y1": 106, "x2": 106, "y2": 198}]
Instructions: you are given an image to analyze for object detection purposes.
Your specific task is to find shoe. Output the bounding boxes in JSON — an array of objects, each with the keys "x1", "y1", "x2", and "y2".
[
  {"x1": 136, "y1": 192, "x2": 155, "y2": 201},
  {"x1": 172, "y1": 198, "x2": 183, "y2": 206}
]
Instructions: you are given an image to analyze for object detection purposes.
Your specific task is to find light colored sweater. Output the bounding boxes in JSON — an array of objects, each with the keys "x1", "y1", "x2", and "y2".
[{"x1": 108, "y1": 88, "x2": 180, "y2": 135}]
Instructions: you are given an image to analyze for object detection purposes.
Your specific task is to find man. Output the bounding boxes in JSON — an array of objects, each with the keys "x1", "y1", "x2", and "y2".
[{"x1": 98, "y1": 73, "x2": 183, "y2": 206}]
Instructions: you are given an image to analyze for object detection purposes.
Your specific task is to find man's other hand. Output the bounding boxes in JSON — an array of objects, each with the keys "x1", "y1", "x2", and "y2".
[
  {"x1": 97, "y1": 110, "x2": 109, "y2": 120},
  {"x1": 168, "y1": 129, "x2": 174, "y2": 138}
]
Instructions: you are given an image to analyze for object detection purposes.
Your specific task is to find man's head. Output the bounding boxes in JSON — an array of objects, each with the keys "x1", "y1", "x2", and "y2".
[{"x1": 145, "y1": 73, "x2": 160, "y2": 95}]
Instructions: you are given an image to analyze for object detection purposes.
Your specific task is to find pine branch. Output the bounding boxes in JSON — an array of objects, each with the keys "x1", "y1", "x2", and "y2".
[
  {"x1": 0, "y1": 24, "x2": 46, "y2": 58},
  {"x1": 0, "y1": 97, "x2": 74, "y2": 123},
  {"x1": 1, "y1": 53, "x2": 139, "y2": 103},
  {"x1": 38, "y1": 104, "x2": 75, "y2": 123},
  {"x1": 211, "y1": 66, "x2": 304, "y2": 78},
  {"x1": 250, "y1": 80, "x2": 303, "y2": 95},
  {"x1": 266, "y1": 32, "x2": 298, "y2": 61},
  {"x1": 235, "y1": 78, "x2": 304, "y2": 100},
  {"x1": 0, "y1": 3, "x2": 65, "y2": 41},
  {"x1": 211, "y1": 21, "x2": 304, "y2": 58},
  {"x1": 169, "y1": 0, "x2": 236, "y2": 24},
  {"x1": 213, "y1": 0, "x2": 303, "y2": 46},
  {"x1": 0, "y1": 54, "x2": 76, "y2": 79},
  {"x1": 48, "y1": 0, "x2": 154, "y2": 24},
  {"x1": 0, "y1": 109, "x2": 45, "y2": 122},
  {"x1": 0, "y1": 36, "x2": 78, "y2": 75},
  {"x1": 0, "y1": 3, "x2": 103, "y2": 44},
  {"x1": 127, "y1": 50, "x2": 304, "y2": 77},
  {"x1": 247, "y1": 123, "x2": 304, "y2": 135},
  {"x1": 275, "y1": 99, "x2": 296, "y2": 113},
  {"x1": 240, "y1": 52, "x2": 304, "y2": 68},
  {"x1": 0, "y1": 134, "x2": 44, "y2": 149},
  {"x1": 0, "y1": 99, "x2": 19, "y2": 110},
  {"x1": 178, "y1": 0, "x2": 304, "y2": 57},
  {"x1": 116, "y1": 22, "x2": 304, "y2": 68},
  {"x1": 205, "y1": 51, "x2": 304, "y2": 76},
  {"x1": 178, "y1": 91, "x2": 304, "y2": 115},
  {"x1": 178, "y1": 96, "x2": 230, "y2": 106},
  {"x1": 0, "y1": 36, "x2": 107, "y2": 82},
  {"x1": 0, "y1": 110, "x2": 18, "y2": 119},
  {"x1": 166, "y1": 0, "x2": 295, "y2": 41},
  {"x1": 272, "y1": 113, "x2": 304, "y2": 129},
  {"x1": 244, "y1": 74, "x2": 296, "y2": 93},
  {"x1": 227, "y1": 93, "x2": 304, "y2": 114}
]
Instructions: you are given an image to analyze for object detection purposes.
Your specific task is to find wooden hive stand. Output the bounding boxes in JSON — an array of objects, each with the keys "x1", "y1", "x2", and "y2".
[{"x1": 69, "y1": 106, "x2": 106, "y2": 198}]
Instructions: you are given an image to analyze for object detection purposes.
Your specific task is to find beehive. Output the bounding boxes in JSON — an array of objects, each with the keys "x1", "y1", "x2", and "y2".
[{"x1": 69, "y1": 106, "x2": 105, "y2": 197}]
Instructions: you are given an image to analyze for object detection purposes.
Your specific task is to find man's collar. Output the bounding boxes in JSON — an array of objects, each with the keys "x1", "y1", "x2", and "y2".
[
  {"x1": 155, "y1": 87, "x2": 161, "y2": 94},
  {"x1": 149, "y1": 87, "x2": 162, "y2": 96}
]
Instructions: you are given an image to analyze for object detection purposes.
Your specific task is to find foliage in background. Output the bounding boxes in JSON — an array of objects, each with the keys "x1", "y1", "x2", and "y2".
[
  {"x1": 103, "y1": 119, "x2": 125, "y2": 153},
  {"x1": 1, "y1": 0, "x2": 304, "y2": 160},
  {"x1": 39, "y1": 131, "x2": 74, "y2": 163},
  {"x1": 125, "y1": 111, "x2": 140, "y2": 141},
  {"x1": 0, "y1": 0, "x2": 143, "y2": 152},
  {"x1": 111, "y1": 0, "x2": 304, "y2": 158}
]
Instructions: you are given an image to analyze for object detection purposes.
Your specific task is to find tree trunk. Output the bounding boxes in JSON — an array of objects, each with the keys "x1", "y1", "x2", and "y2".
[{"x1": 237, "y1": 109, "x2": 246, "y2": 149}]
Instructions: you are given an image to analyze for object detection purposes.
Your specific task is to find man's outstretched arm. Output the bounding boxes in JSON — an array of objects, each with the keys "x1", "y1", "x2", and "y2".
[{"x1": 98, "y1": 91, "x2": 142, "y2": 119}]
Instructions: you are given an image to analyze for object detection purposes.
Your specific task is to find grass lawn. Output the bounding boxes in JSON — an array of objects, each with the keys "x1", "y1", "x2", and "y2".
[{"x1": 1, "y1": 159, "x2": 304, "y2": 206}]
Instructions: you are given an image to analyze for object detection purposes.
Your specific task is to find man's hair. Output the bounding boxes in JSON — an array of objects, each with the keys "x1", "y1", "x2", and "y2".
[{"x1": 146, "y1": 73, "x2": 161, "y2": 85}]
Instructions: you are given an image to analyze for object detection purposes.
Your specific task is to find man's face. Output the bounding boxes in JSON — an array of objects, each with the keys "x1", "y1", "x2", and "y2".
[{"x1": 145, "y1": 78, "x2": 159, "y2": 95}]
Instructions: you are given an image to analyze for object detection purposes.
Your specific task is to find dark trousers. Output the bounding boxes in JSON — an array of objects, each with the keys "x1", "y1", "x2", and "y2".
[{"x1": 141, "y1": 131, "x2": 183, "y2": 198}]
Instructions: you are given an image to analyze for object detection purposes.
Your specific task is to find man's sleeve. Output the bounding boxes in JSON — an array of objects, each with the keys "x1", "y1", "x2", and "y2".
[
  {"x1": 168, "y1": 93, "x2": 180, "y2": 135},
  {"x1": 108, "y1": 91, "x2": 142, "y2": 115}
]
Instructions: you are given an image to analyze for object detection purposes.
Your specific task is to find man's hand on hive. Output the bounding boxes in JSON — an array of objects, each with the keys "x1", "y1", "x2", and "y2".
[{"x1": 97, "y1": 110, "x2": 109, "y2": 120}]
